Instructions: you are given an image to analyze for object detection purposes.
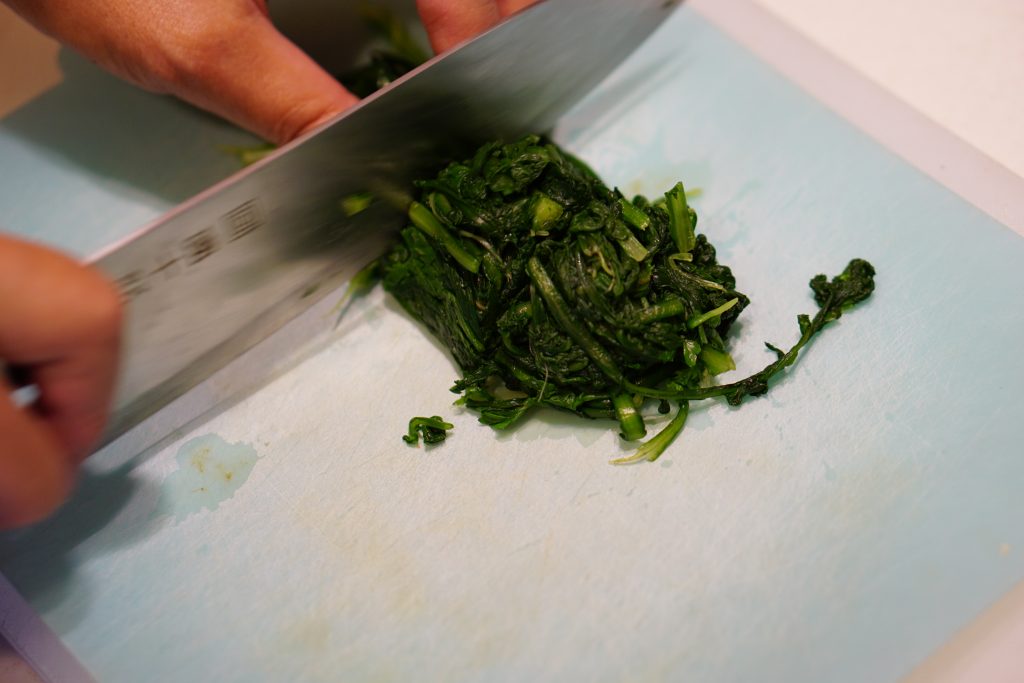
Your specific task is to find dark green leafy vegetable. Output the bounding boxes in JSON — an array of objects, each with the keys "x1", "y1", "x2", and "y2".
[
  {"x1": 378, "y1": 134, "x2": 876, "y2": 463},
  {"x1": 340, "y1": 192, "x2": 375, "y2": 217},
  {"x1": 338, "y1": 6, "x2": 428, "y2": 97},
  {"x1": 219, "y1": 143, "x2": 276, "y2": 167},
  {"x1": 338, "y1": 51, "x2": 420, "y2": 98},
  {"x1": 356, "y1": 6, "x2": 430, "y2": 68},
  {"x1": 403, "y1": 416, "x2": 454, "y2": 445}
]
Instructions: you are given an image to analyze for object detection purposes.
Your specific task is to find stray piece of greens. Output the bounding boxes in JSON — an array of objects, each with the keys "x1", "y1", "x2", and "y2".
[
  {"x1": 377, "y1": 135, "x2": 876, "y2": 464},
  {"x1": 341, "y1": 192, "x2": 375, "y2": 217},
  {"x1": 219, "y1": 143, "x2": 276, "y2": 167},
  {"x1": 338, "y1": 6, "x2": 429, "y2": 97},
  {"x1": 403, "y1": 416, "x2": 454, "y2": 446}
]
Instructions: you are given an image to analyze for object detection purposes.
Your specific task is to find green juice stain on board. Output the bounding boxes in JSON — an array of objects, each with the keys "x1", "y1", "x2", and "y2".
[{"x1": 158, "y1": 434, "x2": 260, "y2": 521}]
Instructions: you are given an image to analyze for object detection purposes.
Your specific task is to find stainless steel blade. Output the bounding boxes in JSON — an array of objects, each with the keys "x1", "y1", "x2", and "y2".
[{"x1": 91, "y1": 0, "x2": 680, "y2": 443}]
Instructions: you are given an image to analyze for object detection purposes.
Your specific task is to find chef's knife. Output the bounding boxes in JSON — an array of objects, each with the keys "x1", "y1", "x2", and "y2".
[{"x1": 89, "y1": 0, "x2": 680, "y2": 444}]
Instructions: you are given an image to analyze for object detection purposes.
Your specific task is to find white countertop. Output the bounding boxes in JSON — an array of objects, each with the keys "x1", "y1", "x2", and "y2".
[{"x1": 752, "y1": 0, "x2": 1024, "y2": 179}]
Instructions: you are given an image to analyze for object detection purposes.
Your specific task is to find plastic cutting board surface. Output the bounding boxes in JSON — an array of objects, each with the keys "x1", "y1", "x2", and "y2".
[{"x1": 1, "y1": 8, "x2": 1023, "y2": 683}]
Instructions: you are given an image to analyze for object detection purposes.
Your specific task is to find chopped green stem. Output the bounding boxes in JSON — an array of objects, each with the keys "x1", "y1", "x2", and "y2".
[
  {"x1": 669, "y1": 265, "x2": 726, "y2": 291},
  {"x1": 699, "y1": 347, "x2": 736, "y2": 375},
  {"x1": 613, "y1": 393, "x2": 647, "y2": 441},
  {"x1": 617, "y1": 233, "x2": 649, "y2": 262},
  {"x1": 688, "y1": 297, "x2": 739, "y2": 329},
  {"x1": 341, "y1": 192, "x2": 374, "y2": 217},
  {"x1": 495, "y1": 352, "x2": 548, "y2": 393},
  {"x1": 403, "y1": 416, "x2": 454, "y2": 446},
  {"x1": 220, "y1": 143, "x2": 276, "y2": 167},
  {"x1": 665, "y1": 181, "x2": 695, "y2": 254},
  {"x1": 619, "y1": 197, "x2": 651, "y2": 230},
  {"x1": 627, "y1": 287, "x2": 858, "y2": 404},
  {"x1": 634, "y1": 298, "x2": 687, "y2": 324},
  {"x1": 526, "y1": 257, "x2": 626, "y2": 385},
  {"x1": 611, "y1": 401, "x2": 689, "y2": 465},
  {"x1": 408, "y1": 201, "x2": 481, "y2": 274},
  {"x1": 532, "y1": 193, "x2": 564, "y2": 233},
  {"x1": 332, "y1": 259, "x2": 381, "y2": 327}
]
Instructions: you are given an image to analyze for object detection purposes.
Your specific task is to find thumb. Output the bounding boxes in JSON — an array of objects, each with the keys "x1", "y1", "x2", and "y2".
[{"x1": 165, "y1": 10, "x2": 359, "y2": 145}]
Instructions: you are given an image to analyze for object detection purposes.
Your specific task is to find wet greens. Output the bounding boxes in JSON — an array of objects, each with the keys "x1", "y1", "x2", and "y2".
[{"x1": 380, "y1": 135, "x2": 875, "y2": 462}]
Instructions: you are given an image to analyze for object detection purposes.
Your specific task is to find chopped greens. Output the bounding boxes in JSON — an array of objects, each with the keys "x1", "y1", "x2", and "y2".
[
  {"x1": 340, "y1": 192, "x2": 375, "y2": 217},
  {"x1": 339, "y1": 6, "x2": 428, "y2": 96},
  {"x1": 403, "y1": 416, "x2": 454, "y2": 446},
  {"x1": 219, "y1": 143, "x2": 276, "y2": 167},
  {"x1": 378, "y1": 135, "x2": 876, "y2": 463}
]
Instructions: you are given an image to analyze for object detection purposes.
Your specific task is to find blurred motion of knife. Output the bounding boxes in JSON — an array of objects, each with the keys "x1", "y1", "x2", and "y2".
[{"x1": 89, "y1": 0, "x2": 680, "y2": 444}]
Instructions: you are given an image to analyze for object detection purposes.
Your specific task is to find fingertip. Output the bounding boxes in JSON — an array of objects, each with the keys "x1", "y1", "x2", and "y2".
[
  {"x1": 266, "y1": 87, "x2": 360, "y2": 146},
  {"x1": 418, "y1": 0, "x2": 502, "y2": 54},
  {"x1": 33, "y1": 262, "x2": 123, "y2": 462}
]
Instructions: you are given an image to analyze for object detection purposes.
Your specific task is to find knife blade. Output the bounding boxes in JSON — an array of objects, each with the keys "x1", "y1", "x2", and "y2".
[{"x1": 90, "y1": 0, "x2": 680, "y2": 444}]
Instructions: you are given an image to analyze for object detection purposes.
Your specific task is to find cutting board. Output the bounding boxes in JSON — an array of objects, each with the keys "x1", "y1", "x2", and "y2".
[{"x1": 2, "y1": 6, "x2": 1023, "y2": 683}]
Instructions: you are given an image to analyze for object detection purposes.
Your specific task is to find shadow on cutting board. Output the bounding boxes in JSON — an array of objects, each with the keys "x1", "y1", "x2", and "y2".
[
  {"x1": 0, "y1": 464, "x2": 164, "y2": 635},
  {"x1": 0, "y1": 50, "x2": 259, "y2": 206},
  {"x1": 0, "y1": 284, "x2": 383, "y2": 633}
]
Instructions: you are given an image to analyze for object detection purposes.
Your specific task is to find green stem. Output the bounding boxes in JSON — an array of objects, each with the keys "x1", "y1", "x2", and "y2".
[
  {"x1": 611, "y1": 401, "x2": 689, "y2": 465},
  {"x1": 619, "y1": 197, "x2": 651, "y2": 230},
  {"x1": 408, "y1": 201, "x2": 481, "y2": 274},
  {"x1": 687, "y1": 297, "x2": 739, "y2": 329},
  {"x1": 664, "y1": 181, "x2": 695, "y2": 254},
  {"x1": 626, "y1": 294, "x2": 834, "y2": 402},
  {"x1": 616, "y1": 233, "x2": 649, "y2": 262},
  {"x1": 613, "y1": 393, "x2": 646, "y2": 441},
  {"x1": 526, "y1": 257, "x2": 626, "y2": 385},
  {"x1": 634, "y1": 298, "x2": 686, "y2": 325}
]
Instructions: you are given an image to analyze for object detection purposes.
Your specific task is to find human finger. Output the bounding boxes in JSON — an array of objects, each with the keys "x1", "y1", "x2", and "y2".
[
  {"x1": 0, "y1": 235, "x2": 122, "y2": 461},
  {"x1": 497, "y1": 0, "x2": 539, "y2": 17},
  {"x1": 4, "y1": 0, "x2": 359, "y2": 145},
  {"x1": 417, "y1": 0, "x2": 502, "y2": 54},
  {"x1": 0, "y1": 383, "x2": 74, "y2": 529}
]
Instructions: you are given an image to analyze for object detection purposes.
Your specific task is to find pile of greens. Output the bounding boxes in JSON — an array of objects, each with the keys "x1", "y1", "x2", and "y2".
[
  {"x1": 336, "y1": 6, "x2": 429, "y2": 97},
  {"x1": 380, "y1": 135, "x2": 875, "y2": 462},
  {"x1": 217, "y1": 7, "x2": 876, "y2": 461}
]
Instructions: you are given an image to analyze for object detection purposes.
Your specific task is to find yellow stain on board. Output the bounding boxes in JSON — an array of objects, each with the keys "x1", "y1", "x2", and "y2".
[{"x1": 158, "y1": 434, "x2": 259, "y2": 521}]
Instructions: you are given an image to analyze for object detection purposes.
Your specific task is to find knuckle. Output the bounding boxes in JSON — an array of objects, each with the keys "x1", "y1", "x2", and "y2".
[{"x1": 269, "y1": 100, "x2": 325, "y2": 145}]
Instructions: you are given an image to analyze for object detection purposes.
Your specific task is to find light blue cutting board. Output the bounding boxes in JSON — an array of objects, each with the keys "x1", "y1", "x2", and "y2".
[{"x1": 2, "y1": 7, "x2": 1024, "y2": 683}]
